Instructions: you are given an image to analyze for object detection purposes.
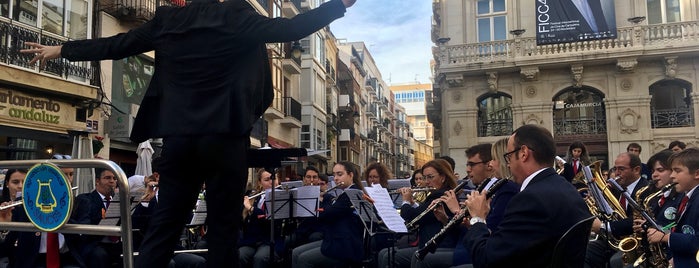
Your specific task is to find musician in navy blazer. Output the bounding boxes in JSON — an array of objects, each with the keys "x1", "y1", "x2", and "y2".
[
  {"x1": 465, "y1": 124, "x2": 591, "y2": 268},
  {"x1": 647, "y1": 148, "x2": 699, "y2": 267},
  {"x1": 22, "y1": 0, "x2": 356, "y2": 267}
]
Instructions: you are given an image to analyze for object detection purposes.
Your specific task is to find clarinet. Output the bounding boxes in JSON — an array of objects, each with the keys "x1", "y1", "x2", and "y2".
[
  {"x1": 405, "y1": 180, "x2": 471, "y2": 231},
  {"x1": 415, "y1": 177, "x2": 510, "y2": 260}
]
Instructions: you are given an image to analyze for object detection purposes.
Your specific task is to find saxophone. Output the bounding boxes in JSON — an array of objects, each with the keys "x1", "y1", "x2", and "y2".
[{"x1": 632, "y1": 182, "x2": 676, "y2": 268}]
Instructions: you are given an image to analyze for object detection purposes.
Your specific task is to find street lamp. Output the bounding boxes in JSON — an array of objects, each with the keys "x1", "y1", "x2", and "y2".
[{"x1": 291, "y1": 41, "x2": 304, "y2": 60}]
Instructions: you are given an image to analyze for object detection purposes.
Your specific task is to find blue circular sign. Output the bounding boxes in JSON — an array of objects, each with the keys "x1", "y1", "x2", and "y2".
[{"x1": 22, "y1": 163, "x2": 73, "y2": 232}]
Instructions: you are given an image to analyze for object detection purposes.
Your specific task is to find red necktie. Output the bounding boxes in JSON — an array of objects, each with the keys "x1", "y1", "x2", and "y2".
[
  {"x1": 47, "y1": 232, "x2": 59, "y2": 268},
  {"x1": 105, "y1": 195, "x2": 111, "y2": 208},
  {"x1": 659, "y1": 196, "x2": 666, "y2": 207},
  {"x1": 573, "y1": 160, "x2": 579, "y2": 174},
  {"x1": 620, "y1": 195, "x2": 627, "y2": 209},
  {"x1": 678, "y1": 196, "x2": 690, "y2": 218}
]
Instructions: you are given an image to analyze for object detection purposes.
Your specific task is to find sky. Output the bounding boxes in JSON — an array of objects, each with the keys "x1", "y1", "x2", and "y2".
[{"x1": 329, "y1": 0, "x2": 434, "y2": 85}]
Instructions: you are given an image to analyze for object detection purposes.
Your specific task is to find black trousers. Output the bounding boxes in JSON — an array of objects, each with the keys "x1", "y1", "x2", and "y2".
[{"x1": 136, "y1": 134, "x2": 249, "y2": 268}]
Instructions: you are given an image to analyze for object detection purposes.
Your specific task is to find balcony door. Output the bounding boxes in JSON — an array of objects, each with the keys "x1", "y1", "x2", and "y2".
[{"x1": 552, "y1": 87, "x2": 608, "y2": 160}]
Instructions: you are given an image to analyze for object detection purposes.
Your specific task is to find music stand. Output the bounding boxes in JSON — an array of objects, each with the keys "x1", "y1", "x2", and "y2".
[
  {"x1": 387, "y1": 179, "x2": 411, "y2": 208},
  {"x1": 247, "y1": 148, "x2": 307, "y2": 265}
]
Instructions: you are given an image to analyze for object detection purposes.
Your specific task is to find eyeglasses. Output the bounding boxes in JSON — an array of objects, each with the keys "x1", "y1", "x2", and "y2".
[
  {"x1": 101, "y1": 175, "x2": 116, "y2": 180},
  {"x1": 503, "y1": 147, "x2": 522, "y2": 164},
  {"x1": 467, "y1": 161, "x2": 487, "y2": 167},
  {"x1": 423, "y1": 173, "x2": 438, "y2": 180}
]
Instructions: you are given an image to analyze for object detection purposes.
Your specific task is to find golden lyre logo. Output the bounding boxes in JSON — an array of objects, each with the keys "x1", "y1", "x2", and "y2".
[{"x1": 36, "y1": 179, "x2": 57, "y2": 213}]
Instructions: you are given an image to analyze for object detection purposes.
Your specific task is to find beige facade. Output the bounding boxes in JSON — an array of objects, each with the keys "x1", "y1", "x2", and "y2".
[{"x1": 430, "y1": 0, "x2": 699, "y2": 176}]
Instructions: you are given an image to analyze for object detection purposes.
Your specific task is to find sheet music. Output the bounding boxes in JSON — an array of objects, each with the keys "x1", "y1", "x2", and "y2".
[
  {"x1": 292, "y1": 186, "x2": 320, "y2": 217},
  {"x1": 99, "y1": 195, "x2": 141, "y2": 226},
  {"x1": 189, "y1": 199, "x2": 207, "y2": 226},
  {"x1": 264, "y1": 189, "x2": 291, "y2": 219},
  {"x1": 364, "y1": 186, "x2": 408, "y2": 233}
]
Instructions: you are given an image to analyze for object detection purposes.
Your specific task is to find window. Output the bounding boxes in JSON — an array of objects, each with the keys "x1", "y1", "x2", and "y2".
[
  {"x1": 477, "y1": 0, "x2": 507, "y2": 43},
  {"x1": 552, "y1": 88, "x2": 606, "y2": 135},
  {"x1": 477, "y1": 93, "x2": 512, "y2": 137},
  {"x1": 66, "y1": 0, "x2": 89, "y2": 39},
  {"x1": 647, "y1": 0, "x2": 681, "y2": 24},
  {"x1": 14, "y1": 0, "x2": 38, "y2": 26},
  {"x1": 650, "y1": 79, "x2": 694, "y2": 128}
]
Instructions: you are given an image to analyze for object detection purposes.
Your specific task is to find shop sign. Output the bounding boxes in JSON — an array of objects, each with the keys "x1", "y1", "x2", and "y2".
[
  {"x1": 0, "y1": 89, "x2": 62, "y2": 124},
  {"x1": 554, "y1": 101, "x2": 602, "y2": 109}
]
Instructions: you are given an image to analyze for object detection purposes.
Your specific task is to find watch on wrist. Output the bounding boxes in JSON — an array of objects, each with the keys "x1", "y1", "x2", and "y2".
[{"x1": 470, "y1": 216, "x2": 486, "y2": 225}]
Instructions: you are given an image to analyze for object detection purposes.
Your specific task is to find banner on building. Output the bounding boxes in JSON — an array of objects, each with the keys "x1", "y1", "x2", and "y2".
[{"x1": 535, "y1": 0, "x2": 617, "y2": 45}]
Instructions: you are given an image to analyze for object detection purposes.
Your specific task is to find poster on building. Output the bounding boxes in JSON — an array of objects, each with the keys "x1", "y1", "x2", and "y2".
[
  {"x1": 535, "y1": 0, "x2": 617, "y2": 45},
  {"x1": 112, "y1": 55, "x2": 154, "y2": 107}
]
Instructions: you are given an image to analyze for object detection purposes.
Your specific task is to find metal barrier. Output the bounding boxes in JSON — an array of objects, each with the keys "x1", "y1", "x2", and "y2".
[{"x1": 0, "y1": 159, "x2": 134, "y2": 268}]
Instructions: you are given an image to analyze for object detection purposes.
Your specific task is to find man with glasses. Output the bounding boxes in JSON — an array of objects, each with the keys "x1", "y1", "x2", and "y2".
[
  {"x1": 464, "y1": 124, "x2": 590, "y2": 267},
  {"x1": 303, "y1": 166, "x2": 321, "y2": 186},
  {"x1": 585, "y1": 152, "x2": 648, "y2": 268},
  {"x1": 68, "y1": 168, "x2": 119, "y2": 268}
]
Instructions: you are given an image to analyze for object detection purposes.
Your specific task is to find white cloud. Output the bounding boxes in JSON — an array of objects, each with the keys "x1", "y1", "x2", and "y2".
[{"x1": 330, "y1": 0, "x2": 433, "y2": 85}]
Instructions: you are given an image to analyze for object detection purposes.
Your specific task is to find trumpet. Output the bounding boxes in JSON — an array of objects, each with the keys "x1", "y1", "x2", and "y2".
[
  {"x1": 405, "y1": 180, "x2": 470, "y2": 231},
  {"x1": 388, "y1": 187, "x2": 435, "y2": 195},
  {"x1": 247, "y1": 185, "x2": 283, "y2": 199}
]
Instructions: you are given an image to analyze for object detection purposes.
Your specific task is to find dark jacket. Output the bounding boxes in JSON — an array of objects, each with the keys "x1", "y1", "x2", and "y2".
[
  {"x1": 60, "y1": 0, "x2": 348, "y2": 142},
  {"x1": 465, "y1": 168, "x2": 591, "y2": 268},
  {"x1": 319, "y1": 186, "x2": 364, "y2": 263},
  {"x1": 669, "y1": 191, "x2": 699, "y2": 268}
]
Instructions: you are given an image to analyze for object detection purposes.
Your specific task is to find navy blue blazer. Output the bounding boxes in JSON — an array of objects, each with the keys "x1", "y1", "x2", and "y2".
[
  {"x1": 669, "y1": 191, "x2": 699, "y2": 268},
  {"x1": 319, "y1": 186, "x2": 364, "y2": 263},
  {"x1": 60, "y1": 0, "x2": 347, "y2": 142},
  {"x1": 465, "y1": 168, "x2": 591, "y2": 268},
  {"x1": 609, "y1": 177, "x2": 649, "y2": 238},
  {"x1": 66, "y1": 191, "x2": 111, "y2": 260}
]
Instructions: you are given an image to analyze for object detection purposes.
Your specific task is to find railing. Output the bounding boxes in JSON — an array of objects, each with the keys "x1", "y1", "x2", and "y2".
[
  {"x1": 283, "y1": 97, "x2": 302, "y2": 121},
  {"x1": 438, "y1": 20, "x2": 699, "y2": 67},
  {"x1": 553, "y1": 118, "x2": 607, "y2": 136},
  {"x1": 478, "y1": 118, "x2": 512, "y2": 137},
  {"x1": 0, "y1": 20, "x2": 95, "y2": 85},
  {"x1": 0, "y1": 159, "x2": 134, "y2": 268},
  {"x1": 101, "y1": 0, "x2": 183, "y2": 24},
  {"x1": 651, "y1": 108, "x2": 694, "y2": 128}
]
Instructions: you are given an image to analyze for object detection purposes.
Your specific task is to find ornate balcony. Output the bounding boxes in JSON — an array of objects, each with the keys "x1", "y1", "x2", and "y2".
[
  {"x1": 280, "y1": 97, "x2": 302, "y2": 128},
  {"x1": 553, "y1": 117, "x2": 607, "y2": 136},
  {"x1": 652, "y1": 108, "x2": 694, "y2": 128},
  {"x1": 436, "y1": 21, "x2": 699, "y2": 73}
]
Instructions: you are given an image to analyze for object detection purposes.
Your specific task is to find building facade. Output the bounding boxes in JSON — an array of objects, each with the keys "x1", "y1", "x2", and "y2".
[{"x1": 430, "y1": 0, "x2": 699, "y2": 176}]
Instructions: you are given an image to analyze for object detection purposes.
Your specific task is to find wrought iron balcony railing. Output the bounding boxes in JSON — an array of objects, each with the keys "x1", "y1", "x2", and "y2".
[
  {"x1": 283, "y1": 96, "x2": 302, "y2": 121},
  {"x1": 652, "y1": 107, "x2": 694, "y2": 128},
  {"x1": 0, "y1": 20, "x2": 95, "y2": 85},
  {"x1": 100, "y1": 0, "x2": 183, "y2": 25},
  {"x1": 553, "y1": 118, "x2": 607, "y2": 136},
  {"x1": 478, "y1": 118, "x2": 513, "y2": 137}
]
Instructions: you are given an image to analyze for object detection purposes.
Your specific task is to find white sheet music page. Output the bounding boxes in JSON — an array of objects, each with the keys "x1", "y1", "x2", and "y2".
[
  {"x1": 189, "y1": 199, "x2": 207, "y2": 226},
  {"x1": 293, "y1": 186, "x2": 320, "y2": 217},
  {"x1": 365, "y1": 186, "x2": 408, "y2": 233},
  {"x1": 264, "y1": 189, "x2": 291, "y2": 219}
]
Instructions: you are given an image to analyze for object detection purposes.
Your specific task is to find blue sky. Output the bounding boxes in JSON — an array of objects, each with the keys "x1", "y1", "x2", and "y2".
[{"x1": 329, "y1": 0, "x2": 433, "y2": 85}]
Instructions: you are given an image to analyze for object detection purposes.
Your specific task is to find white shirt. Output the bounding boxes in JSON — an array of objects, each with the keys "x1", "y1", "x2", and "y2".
[
  {"x1": 520, "y1": 168, "x2": 547, "y2": 191},
  {"x1": 39, "y1": 233, "x2": 65, "y2": 254}
]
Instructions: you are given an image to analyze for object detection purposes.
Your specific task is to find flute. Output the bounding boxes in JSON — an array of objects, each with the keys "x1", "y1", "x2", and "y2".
[
  {"x1": 321, "y1": 182, "x2": 345, "y2": 195},
  {"x1": 247, "y1": 185, "x2": 283, "y2": 199},
  {"x1": 0, "y1": 186, "x2": 79, "y2": 210},
  {"x1": 405, "y1": 180, "x2": 471, "y2": 231},
  {"x1": 388, "y1": 187, "x2": 435, "y2": 194}
]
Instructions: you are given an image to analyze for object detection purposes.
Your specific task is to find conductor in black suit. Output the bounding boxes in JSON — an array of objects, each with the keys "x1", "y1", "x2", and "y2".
[
  {"x1": 464, "y1": 124, "x2": 591, "y2": 267},
  {"x1": 21, "y1": 0, "x2": 357, "y2": 267}
]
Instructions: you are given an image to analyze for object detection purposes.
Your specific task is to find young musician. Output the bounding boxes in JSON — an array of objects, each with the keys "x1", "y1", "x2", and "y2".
[
  {"x1": 239, "y1": 168, "x2": 280, "y2": 268},
  {"x1": 647, "y1": 148, "x2": 699, "y2": 267},
  {"x1": 292, "y1": 162, "x2": 366, "y2": 267},
  {"x1": 562, "y1": 141, "x2": 591, "y2": 182},
  {"x1": 379, "y1": 159, "x2": 458, "y2": 268}
]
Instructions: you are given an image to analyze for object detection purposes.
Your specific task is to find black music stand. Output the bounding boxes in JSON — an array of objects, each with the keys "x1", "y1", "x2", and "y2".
[{"x1": 247, "y1": 148, "x2": 307, "y2": 265}]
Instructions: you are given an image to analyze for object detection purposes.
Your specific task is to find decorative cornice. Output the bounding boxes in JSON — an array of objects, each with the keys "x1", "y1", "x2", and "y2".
[
  {"x1": 520, "y1": 67, "x2": 539, "y2": 81},
  {"x1": 487, "y1": 72, "x2": 498, "y2": 92},
  {"x1": 446, "y1": 73, "x2": 464, "y2": 88},
  {"x1": 616, "y1": 58, "x2": 638, "y2": 73}
]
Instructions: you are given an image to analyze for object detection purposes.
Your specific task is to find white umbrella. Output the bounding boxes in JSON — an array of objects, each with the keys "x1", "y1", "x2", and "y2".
[{"x1": 135, "y1": 141, "x2": 154, "y2": 176}]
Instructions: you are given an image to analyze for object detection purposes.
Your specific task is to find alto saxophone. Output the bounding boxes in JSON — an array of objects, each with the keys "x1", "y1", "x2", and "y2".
[{"x1": 631, "y1": 182, "x2": 676, "y2": 268}]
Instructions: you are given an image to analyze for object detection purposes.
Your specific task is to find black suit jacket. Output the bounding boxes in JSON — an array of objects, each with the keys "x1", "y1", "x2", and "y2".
[
  {"x1": 608, "y1": 177, "x2": 648, "y2": 238},
  {"x1": 465, "y1": 168, "x2": 591, "y2": 268},
  {"x1": 318, "y1": 185, "x2": 364, "y2": 263},
  {"x1": 60, "y1": 0, "x2": 347, "y2": 142}
]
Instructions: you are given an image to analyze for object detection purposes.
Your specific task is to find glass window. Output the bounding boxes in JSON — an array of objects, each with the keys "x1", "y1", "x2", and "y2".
[
  {"x1": 477, "y1": 0, "x2": 489, "y2": 14},
  {"x1": 650, "y1": 79, "x2": 694, "y2": 128},
  {"x1": 478, "y1": 18, "x2": 490, "y2": 42},
  {"x1": 42, "y1": 0, "x2": 64, "y2": 35},
  {"x1": 647, "y1": 0, "x2": 681, "y2": 24},
  {"x1": 476, "y1": 0, "x2": 506, "y2": 43},
  {"x1": 15, "y1": 0, "x2": 39, "y2": 26},
  {"x1": 0, "y1": 0, "x2": 9, "y2": 17},
  {"x1": 552, "y1": 88, "x2": 606, "y2": 135},
  {"x1": 477, "y1": 93, "x2": 512, "y2": 137},
  {"x1": 493, "y1": 16, "x2": 506, "y2": 40},
  {"x1": 66, "y1": 0, "x2": 88, "y2": 39},
  {"x1": 493, "y1": 0, "x2": 505, "y2": 12}
]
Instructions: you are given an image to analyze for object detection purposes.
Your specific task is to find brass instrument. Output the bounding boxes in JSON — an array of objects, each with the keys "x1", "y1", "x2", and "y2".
[
  {"x1": 555, "y1": 156, "x2": 566, "y2": 174},
  {"x1": 573, "y1": 161, "x2": 638, "y2": 256},
  {"x1": 415, "y1": 177, "x2": 509, "y2": 260},
  {"x1": 632, "y1": 182, "x2": 677, "y2": 268},
  {"x1": 405, "y1": 180, "x2": 470, "y2": 231}
]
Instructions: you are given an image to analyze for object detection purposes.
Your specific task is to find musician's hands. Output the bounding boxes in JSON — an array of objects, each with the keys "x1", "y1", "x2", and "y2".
[
  {"x1": 341, "y1": 0, "x2": 356, "y2": 8},
  {"x1": 20, "y1": 42, "x2": 62, "y2": 69},
  {"x1": 647, "y1": 228, "x2": 668, "y2": 243},
  {"x1": 243, "y1": 196, "x2": 253, "y2": 212},
  {"x1": 440, "y1": 190, "x2": 460, "y2": 214},
  {"x1": 432, "y1": 202, "x2": 449, "y2": 225},
  {"x1": 591, "y1": 218, "x2": 603, "y2": 234},
  {"x1": 633, "y1": 219, "x2": 647, "y2": 233},
  {"x1": 0, "y1": 202, "x2": 12, "y2": 222},
  {"x1": 465, "y1": 189, "x2": 489, "y2": 219},
  {"x1": 399, "y1": 187, "x2": 413, "y2": 204}
]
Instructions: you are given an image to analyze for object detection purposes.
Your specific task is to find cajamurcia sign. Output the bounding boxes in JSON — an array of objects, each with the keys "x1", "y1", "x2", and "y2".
[{"x1": 0, "y1": 90, "x2": 61, "y2": 124}]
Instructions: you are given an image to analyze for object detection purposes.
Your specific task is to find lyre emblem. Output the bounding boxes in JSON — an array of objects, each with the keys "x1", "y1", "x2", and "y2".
[{"x1": 36, "y1": 179, "x2": 57, "y2": 213}]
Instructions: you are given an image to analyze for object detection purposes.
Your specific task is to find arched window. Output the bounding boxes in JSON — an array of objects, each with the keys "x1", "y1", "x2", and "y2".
[
  {"x1": 552, "y1": 87, "x2": 606, "y2": 135},
  {"x1": 477, "y1": 93, "x2": 512, "y2": 137},
  {"x1": 650, "y1": 79, "x2": 694, "y2": 128}
]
